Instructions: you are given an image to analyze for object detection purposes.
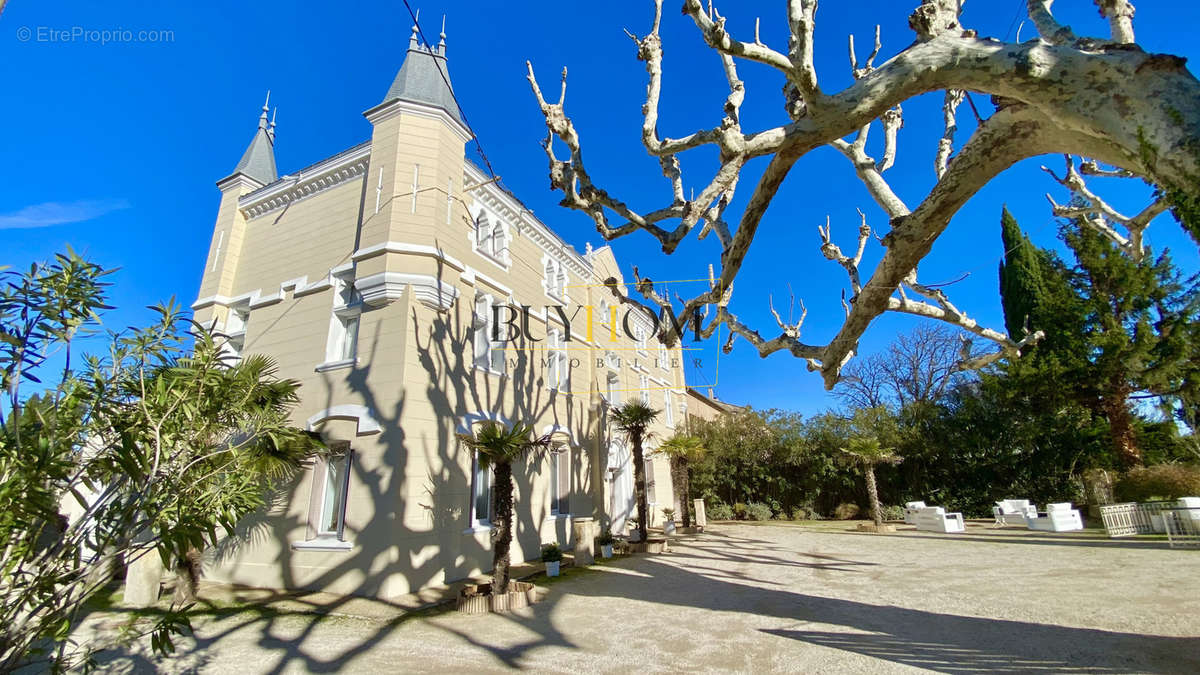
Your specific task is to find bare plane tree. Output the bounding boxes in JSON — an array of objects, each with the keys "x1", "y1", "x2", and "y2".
[
  {"x1": 836, "y1": 324, "x2": 970, "y2": 411},
  {"x1": 526, "y1": 0, "x2": 1200, "y2": 389}
]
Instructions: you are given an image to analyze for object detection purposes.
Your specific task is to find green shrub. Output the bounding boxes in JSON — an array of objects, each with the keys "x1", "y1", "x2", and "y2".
[
  {"x1": 1115, "y1": 464, "x2": 1200, "y2": 502},
  {"x1": 833, "y1": 502, "x2": 861, "y2": 520},
  {"x1": 732, "y1": 502, "x2": 749, "y2": 520},
  {"x1": 880, "y1": 505, "x2": 905, "y2": 522},
  {"x1": 596, "y1": 529, "x2": 615, "y2": 546},
  {"x1": 745, "y1": 502, "x2": 772, "y2": 521},
  {"x1": 540, "y1": 543, "x2": 563, "y2": 563},
  {"x1": 708, "y1": 502, "x2": 734, "y2": 520}
]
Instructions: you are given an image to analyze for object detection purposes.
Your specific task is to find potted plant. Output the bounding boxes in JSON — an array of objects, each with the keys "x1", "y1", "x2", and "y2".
[
  {"x1": 597, "y1": 529, "x2": 615, "y2": 558},
  {"x1": 541, "y1": 542, "x2": 563, "y2": 577},
  {"x1": 662, "y1": 507, "x2": 677, "y2": 535},
  {"x1": 627, "y1": 518, "x2": 642, "y2": 543}
]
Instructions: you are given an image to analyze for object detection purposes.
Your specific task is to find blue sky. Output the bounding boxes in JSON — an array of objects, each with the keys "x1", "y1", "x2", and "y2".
[{"x1": 2, "y1": 1, "x2": 1198, "y2": 417}]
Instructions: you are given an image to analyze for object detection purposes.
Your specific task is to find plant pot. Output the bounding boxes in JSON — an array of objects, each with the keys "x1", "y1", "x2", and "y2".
[
  {"x1": 545, "y1": 561, "x2": 560, "y2": 577},
  {"x1": 601, "y1": 544, "x2": 613, "y2": 558},
  {"x1": 456, "y1": 581, "x2": 538, "y2": 615},
  {"x1": 629, "y1": 529, "x2": 643, "y2": 543},
  {"x1": 663, "y1": 520, "x2": 676, "y2": 535}
]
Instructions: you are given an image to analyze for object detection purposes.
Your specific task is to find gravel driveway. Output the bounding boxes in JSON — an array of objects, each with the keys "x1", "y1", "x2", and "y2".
[{"x1": 97, "y1": 522, "x2": 1200, "y2": 673}]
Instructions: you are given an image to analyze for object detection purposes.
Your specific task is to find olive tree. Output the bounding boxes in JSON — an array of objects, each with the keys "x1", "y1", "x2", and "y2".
[{"x1": 527, "y1": 0, "x2": 1200, "y2": 388}]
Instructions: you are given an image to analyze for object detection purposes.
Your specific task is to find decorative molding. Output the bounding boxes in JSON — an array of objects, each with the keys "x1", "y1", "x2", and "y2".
[
  {"x1": 239, "y1": 143, "x2": 371, "y2": 220},
  {"x1": 352, "y1": 240, "x2": 465, "y2": 272},
  {"x1": 216, "y1": 173, "x2": 266, "y2": 192},
  {"x1": 315, "y1": 358, "x2": 358, "y2": 373},
  {"x1": 463, "y1": 162, "x2": 593, "y2": 280},
  {"x1": 363, "y1": 98, "x2": 473, "y2": 143},
  {"x1": 457, "y1": 411, "x2": 514, "y2": 434},
  {"x1": 306, "y1": 404, "x2": 381, "y2": 435},
  {"x1": 461, "y1": 267, "x2": 512, "y2": 297},
  {"x1": 354, "y1": 271, "x2": 459, "y2": 311},
  {"x1": 191, "y1": 274, "x2": 333, "y2": 311},
  {"x1": 541, "y1": 424, "x2": 576, "y2": 446}
]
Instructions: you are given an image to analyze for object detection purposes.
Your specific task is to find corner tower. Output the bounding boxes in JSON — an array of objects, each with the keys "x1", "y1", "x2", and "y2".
[{"x1": 356, "y1": 20, "x2": 473, "y2": 308}]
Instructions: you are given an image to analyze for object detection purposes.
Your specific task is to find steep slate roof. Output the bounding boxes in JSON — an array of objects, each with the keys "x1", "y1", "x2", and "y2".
[
  {"x1": 381, "y1": 29, "x2": 463, "y2": 124},
  {"x1": 231, "y1": 108, "x2": 277, "y2": 185}
]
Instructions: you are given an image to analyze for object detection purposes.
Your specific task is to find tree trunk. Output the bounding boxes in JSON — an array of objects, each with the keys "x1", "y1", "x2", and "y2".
[
  {"x1": 492, "y1": 460, "x2": 514, "y2": 594},
  {"x1": 678, "y1": 457, "x2": 692, "y2": 528},
  {"x1": 631, "y1": 432, "x2": 649, "y2": 542},
  {"x1": 1101, "y1": 383, "x2": 1141, "y2": 468},
  {"x1": 865, "y1": 465, "x2": 883, "y2": 527}
]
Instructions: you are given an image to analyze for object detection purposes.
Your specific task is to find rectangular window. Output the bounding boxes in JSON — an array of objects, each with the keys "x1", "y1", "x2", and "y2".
[
  {"x1": 545, "y1": 259, "x2": 568, "y2": 299},
  {"x1": 635, "y1": 326, "x2": 647, "y2": 354},
  {"x1": 550, "y1": 446, "x2": 570, "y2": 516},
  {"x1": 324, "y1": 272, "x2": 361, "y2": 365},
  {"x1": 224, "y1": 306, "x2": 249, "y2": 363},
  {"x1": 317, "y1": 450, "x2": 352, "y2": 539},
  {"x1": 665, "y1": 390, "x2": 675, "y2": 427},
  {"x1": 472, "y1": 450, "x2": 492, "y2": 526},
  {"x1": 607, "y1": 373, "x2": 621, "y2": 406},
  {"x1": 640, "y1": 374, "x2": 650, "y2": 404},
  {"x1": 659, "y1": 343, "x2": 669, "y2": 370},
  {"x1": 547, "y1": 328, "x2": 568, "y2": 391},
  {"x1": 473, "y1": 295, "x2": 505, "y2": 373}
]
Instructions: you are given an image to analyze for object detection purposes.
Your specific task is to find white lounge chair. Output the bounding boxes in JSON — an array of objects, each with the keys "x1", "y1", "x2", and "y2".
[
  {"x1": 1025, "y1": 502, "x2": 1083, "y2": 532},
  {"x1": 914, "y1": 506, "x2": 965, "y2": 533},
  {"x1": 903, "y1": 501, "x2": 927, "y2": 525},
  {"x1": 1164, "y1": 497, "x2": 1200, "y2": 549},
  {"x1": 992, "y1": 499, "x2": 1037, "y2": 527}
]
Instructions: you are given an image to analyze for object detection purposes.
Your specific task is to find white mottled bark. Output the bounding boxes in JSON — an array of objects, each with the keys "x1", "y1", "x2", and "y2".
[{"x1": 528, "y1": 0, "x2": 1200, "y2": 388}]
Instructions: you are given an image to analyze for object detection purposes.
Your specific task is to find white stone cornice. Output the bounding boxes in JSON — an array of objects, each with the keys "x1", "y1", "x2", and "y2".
[
  {"x1": 306, "y1": 404, "x2": 382, "y2": 435},
  {"x1": 238, "y1": 143, "x2": 371, "y2": 220},
  {"x1": 216, "y1": 173, "x2": 266, "y2": 192},
  {"x1": 354, "y1": 271, "x2": 459, "y2": 311},
  {"x1": 191, "y1": 274, "x2": 333, "y2": 310},
  {"x1": 352, "y1": 241, "x2": 465, "y2": 272},
  {"x1": 363, "y1": 98, "x2": 473, "y2": 144}
]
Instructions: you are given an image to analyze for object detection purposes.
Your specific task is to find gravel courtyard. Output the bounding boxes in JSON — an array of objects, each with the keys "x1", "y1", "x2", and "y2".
[{"x1": 99, "y1": 522, "x2": 1200, "y2": 673}]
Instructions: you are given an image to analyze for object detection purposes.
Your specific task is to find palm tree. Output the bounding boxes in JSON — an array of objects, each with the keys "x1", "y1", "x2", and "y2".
[
  {"x1": 610, "y1": 401, "x2": 660, "y2": 542},
  {"x1": 657, "y1": 434, "x2": 706, "y2": 528},
  {"x1": 457, "y1": 421, "x2": 551, "y2": 593},
  {"x1": 840, "y1": 436, "x2": 902, "y2": 527}
]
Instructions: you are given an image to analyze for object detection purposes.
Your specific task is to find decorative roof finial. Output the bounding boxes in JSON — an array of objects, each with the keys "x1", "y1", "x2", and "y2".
[
  {"x1": 409, "y1": 9, "x2": 420, "y2": 48},
  {"x1": 268, "y1": 107, "x2": 277, "y2": 142},
  {"x1": 258, "y1": 90, "x2": 270, "y2": 130},
  {"x1": 438, "y1": 15, "x2": 446, "y2": 54}
]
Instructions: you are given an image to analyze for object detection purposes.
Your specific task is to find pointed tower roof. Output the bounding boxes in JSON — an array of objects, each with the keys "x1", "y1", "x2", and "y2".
[
  {"x1": 229, "y1": 92, "x2": 278, "y2": 185},
  {"x1": 379, "y1": 20, "x2": 462, "y2": 124}
]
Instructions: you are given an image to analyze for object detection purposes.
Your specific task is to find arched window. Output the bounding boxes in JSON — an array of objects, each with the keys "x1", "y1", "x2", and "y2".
[
  {"x1": 476, "y1": 214, "x2": 492, "y2": 252},
  {"x1": 491, "y1": 220, "x2": 505, "y2": 258}
]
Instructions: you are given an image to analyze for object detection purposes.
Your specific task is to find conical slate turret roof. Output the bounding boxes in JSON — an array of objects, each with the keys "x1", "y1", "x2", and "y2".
[
  {"x1": 381, "y1": 24, "x2": 462, "y2": 124},
  {"x1": 231, "y1": 93, "x2": 278, "y2": 184}
]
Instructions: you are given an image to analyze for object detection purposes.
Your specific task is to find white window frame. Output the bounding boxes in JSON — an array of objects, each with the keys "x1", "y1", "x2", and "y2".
[
  {"x1": 321, "y1": 271, "x2": 362, "y2": 370},
  {"x1": 640, "y1": 374, "x2": 650, "y2": 404},
  {"x1": 658, "y1": 343, "x2": 669, "y2": 370},
  {"x1": 317, "y1": 452, "x2": 351, "y2": 538},
  {"x1": 472, "y1": 210, "x2": 510, "y2": 268},
  {"x1": 644, "y1": 455, "x2": 657, "y2": 505},
  {"x1": 222, "y1": 304, "x2": 250, "y2": 364},
  {"x1": 635, "y1": 325, "x2": 648, "y2": 356},
  {"x1": 469, "y1": 449, "x2": 493, "y2": 529},
  {"x1": 546, "y1": 327, "x2": 568, "y2": 391},
  {"x1": 607, "y1": 372, "x2": 621, "y2": 406},
  {"x1": 664, "y1": 389, "x2": 675, "y2": 428},
  {"x1": 543, "y1": 256, "x2": 568, "y2": 302},
  {"x1": 549, "y1": 444, "x2": 570, "y2": 517},
  {"x1": 473, "y1": 294, "x2": 506, "y2": 375}
]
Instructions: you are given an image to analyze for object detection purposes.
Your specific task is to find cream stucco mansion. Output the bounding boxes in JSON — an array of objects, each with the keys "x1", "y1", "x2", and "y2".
[{"x1": 193, "y1": 26, "x2": 721, "y2": 599}]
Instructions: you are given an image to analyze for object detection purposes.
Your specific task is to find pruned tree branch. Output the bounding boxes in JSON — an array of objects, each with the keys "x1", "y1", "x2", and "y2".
[
  {"x1": 527, "y1": 0, "x2": 1199, "y2": 390},
  {"x1": 1042, "y1": 154, "x2": 1165, "y2": 261}
]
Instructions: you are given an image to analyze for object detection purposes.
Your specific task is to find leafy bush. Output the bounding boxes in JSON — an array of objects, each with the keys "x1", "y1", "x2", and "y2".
[
  {"x1": 540, "y1": 543, "x2": 563, "y2": 563},
  {"x1": 1115, "y1": 464, "x2": 1200, "y2": 502},
  {"x1": 732, "y1": 502, "x2": 748, "y2": 519},
  {"x1": 879, "y1": 505, "x2": 906, "y2": 521},
  {"x1": 708, "y1": 502, "x2": 734, "y2": 520},
  {"x1": 834, "y1": 503, "x2": 861, "y2": 520},
  {"x1": 745, "y1": 502, "x2": 772, "y2": 521}
]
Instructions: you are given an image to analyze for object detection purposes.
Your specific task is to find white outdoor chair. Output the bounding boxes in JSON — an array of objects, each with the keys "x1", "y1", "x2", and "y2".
[
  {"x1": 1025, "y1": 502, "x2": 1083, "y2": 532},
  {"x1": 992, "y1": 499, "x2": 1038, "y2": 527},
  {"x1": 903, "y1": 501, "x2": 927, "y2": 525},
  {"x1": 914, "y1": 506, "x2": 965, "y2": 533}
]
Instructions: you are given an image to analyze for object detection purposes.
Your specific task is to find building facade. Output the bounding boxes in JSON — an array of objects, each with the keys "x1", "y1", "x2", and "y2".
[{"x1": 192, "y1": 27, "x2": 689, "y2": 599}]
